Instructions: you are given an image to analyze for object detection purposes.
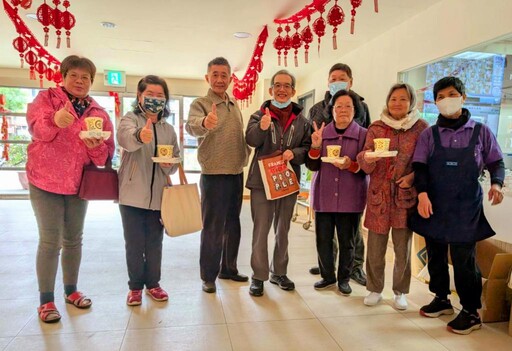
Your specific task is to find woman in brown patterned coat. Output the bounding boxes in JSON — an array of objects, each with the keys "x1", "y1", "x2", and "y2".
[{"x1": 357, "y1": 83, "x2": 428, "y2": 310}]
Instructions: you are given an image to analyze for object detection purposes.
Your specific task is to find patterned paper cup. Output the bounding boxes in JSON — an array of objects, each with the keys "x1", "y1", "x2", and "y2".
[
  {"x1": 326, "y1": 145, "x2": 341, "y2": 158},
  {"x1": 374, "y1": 138, "x2": 390, "y2": 152},
  {"x1": 157, "y1": 145, "x2": 173, "y2": 158},
  {"x1": 84, "y1": 117, "x2": 103, "y2": 131}
]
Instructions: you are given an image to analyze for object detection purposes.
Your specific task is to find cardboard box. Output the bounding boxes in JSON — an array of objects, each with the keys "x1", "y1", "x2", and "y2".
[{"x1": 476, "y1": 238, "x2": 512, "y2": 323}]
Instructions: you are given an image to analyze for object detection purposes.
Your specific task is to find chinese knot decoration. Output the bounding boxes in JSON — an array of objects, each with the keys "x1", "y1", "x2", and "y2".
[
  {"x1": 1, "y1": 94, "x2": 9, "y2": 160},
  {"x1": 232, "y1": 26, "x2": 269, "y2": 105},
  {"x1": 273, "y1": 0, "x2": 379, "y2": 67},
  {"x1": 3, "y1": 0, "x2": 71, "y2": 87}
]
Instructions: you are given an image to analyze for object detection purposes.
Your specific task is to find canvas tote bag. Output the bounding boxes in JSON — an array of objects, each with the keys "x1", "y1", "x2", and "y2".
[{"x1": 161, "y1": 164, "x2": 202, "y2": 237}]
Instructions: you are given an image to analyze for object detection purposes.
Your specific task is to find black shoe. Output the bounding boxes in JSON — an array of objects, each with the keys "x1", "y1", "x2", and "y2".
[
  {"x1": 249, "y1": 279, "x2": 264, "y2": 297},
  {"x1": 269, "y1": 274, "x2": 295, "y2": 291},
  {"x1": 218, "y1": 273, "x2": 249, "y2": 282},
  {"x1": 447, "y1": 310, "x2": 482, "y2": 335},
  {"x1": 350, "y1": 268, "x2": 367, "y2": 286},
  {"x1": 419, "y1": 296, "x2": 454, "y2": 318},
  {"x1": 314, "y1": 279, "x2": 336, "y2": 290},
  {"x1": 202, "y1": 281, "x2": 216, "y2": 293},
  {"x1": 309, "y1": 267, "x2": 320, "y2": 275},
  {"x1": 338, "y1": 281, "x2": 352, "y2": 295}
]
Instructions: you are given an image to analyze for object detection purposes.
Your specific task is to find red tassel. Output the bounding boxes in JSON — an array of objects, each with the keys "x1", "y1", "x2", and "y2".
[
  {"x1": 39, "y1": 76, "x2": 44, "y2": 88},
  {"x1": 284, "y1": 56, "x2": 288, "y2": 67},
  {"x1": 294, "y1": 54, "x2": 298, "y2": 67},
  {"x1": 30, "y1": 68, "x2": 36, "y2": 80},
  {"x1": 66, "y1": 36, "x2": 70, "y2": 48},
  {"x1": 44, "y1": 32, "x2": 49, "y2": 46},
  {"x1": 20, "y1": 58, "x2": 24, "y2": 68},
  {"x1": 56, "y1": 36, "x2": 61, "y2": 48},
  {"x1": 333, "y1": 34, "x2": 337, "y2": 50},
  {"x1": 305, "y1": 50, "x2": 309, "y2": 64},
  {"x1": 278, "y1": 55, "x2": 281, "y2": 66},
  {"x1": 374, "y1": 0, "x2": 379, "y2": 13},
  {"x1": 351, "y1": 18, "x2": 355, "y2": 34}
]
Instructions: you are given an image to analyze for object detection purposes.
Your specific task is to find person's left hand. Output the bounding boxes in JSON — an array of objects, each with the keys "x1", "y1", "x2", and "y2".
[
  {"x1": 282, "y1": 149, "x2": 294, "y2": 161},
  {"x1": 83, "y1": 137, "x2": 103, "y2": 149},
  {"x1": 488, "y1": 184, "x2": 504, "y2": 206},
  {"x1": 396, "y1": 172, "x2": 415, "y2": 188},
  {"x1": 333, "y1": 156, "x2": 351, "y2": 170}
]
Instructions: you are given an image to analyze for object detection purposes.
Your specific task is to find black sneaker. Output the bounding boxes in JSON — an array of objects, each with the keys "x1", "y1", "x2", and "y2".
[
  {"x1": 249, "y1": 279, "x2": 264, "y2": 297},
  {"x1": 419, "y1": 296, "x2": 454, "y2": 318},
  {"x1": 269, "y1": 274, "x2": 295, "y2": 291},
  {"x1": 350, "y1": 268, "x2": 367, "y2": 286},
  {"x1": 338, "y1": 281, "x2": 352, "y2": 295},
  {"x1": 314, "y1": 279, "x2": 336, "y2": 290},
  {"x1": 309, "y1": 267, "x2": 320, "y2": 275},
  {"x1": 447, "y1": 310, "x2": 482, "y2": 335}
]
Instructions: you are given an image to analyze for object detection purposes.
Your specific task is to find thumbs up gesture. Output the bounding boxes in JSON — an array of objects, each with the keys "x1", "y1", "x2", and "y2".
[
  {"x1": 54, "y1": 101, "x2": 74, "y2": 128},
  {"x1": 140, "y1": 118, "x2": 153, "y2": 144},
  {"x1": 260, "y1": 107, "x2": 271, "y2": 131},
  {"x1": 203, "y1": 103, "x2": 218, "y2": 130}
]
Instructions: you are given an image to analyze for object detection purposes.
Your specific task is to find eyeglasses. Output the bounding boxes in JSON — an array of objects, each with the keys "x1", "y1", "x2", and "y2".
[
  {"x1": 67, "y1": 73, "x2": 92, "y2": 82},
  {"x1": 334, "y1": 105, "x2": 354, "y2": 110},
  {"x1": 272, "y1": 83, "x2": 294, "y2": 90}
]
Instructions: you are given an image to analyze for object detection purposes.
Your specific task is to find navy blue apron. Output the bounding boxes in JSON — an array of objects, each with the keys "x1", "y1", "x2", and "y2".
[{"x1": 409, "y1": 123, "x2": 494, "y2": 244}]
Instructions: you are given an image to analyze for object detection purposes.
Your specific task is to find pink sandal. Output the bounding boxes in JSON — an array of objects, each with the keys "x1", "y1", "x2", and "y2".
[
  {"x1": 64, "y1": 291, "x2": 92, "y2": 309},
  {"x1": 37, "y1": 302, "x2": 61, "y2": 323}
]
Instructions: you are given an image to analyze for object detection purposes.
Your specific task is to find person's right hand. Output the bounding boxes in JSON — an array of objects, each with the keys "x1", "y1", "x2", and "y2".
[
  {"x1": 311, "y1": 121, "x2": 325, "y2": 148},
  {"x1": 140, "y1": 118, "x2": 153, "y2": 144},
  {"x1": 260, "y1": 108, "x2": 271, "y2": 130},
  {"x1": 363, "y1": 150, "x2": 380, "y2": 164},
  {"x1": 203, "y1": 103, "x2": 218, "y2": 130},
  {"x1": 54, "y1": 101, "x2": 74, "y2": 128},
  {"x1": 417, "y1": 192, "x2": 433, "y2": 219}
]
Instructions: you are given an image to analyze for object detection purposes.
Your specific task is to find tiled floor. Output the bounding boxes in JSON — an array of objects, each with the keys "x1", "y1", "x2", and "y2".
[{"x1": 0, "y1": 200, "x2": 510, "y2": 351}]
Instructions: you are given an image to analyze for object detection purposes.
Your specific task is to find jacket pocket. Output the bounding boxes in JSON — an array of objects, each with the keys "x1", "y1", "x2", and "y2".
[
  {"x1": 368, "y1": 189, "x2": 385, "y2": 214},
  {"x1": 395, "y1": 186, "x2": 417, "y2": 209}
]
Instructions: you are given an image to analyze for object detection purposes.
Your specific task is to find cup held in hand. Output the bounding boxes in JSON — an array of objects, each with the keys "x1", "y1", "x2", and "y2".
[
  {"x1": 84, "y1": 117, "x2": 103, "y2": 131},
  {"x1": 157, "y1": 145, "x2": 173, "y2": 158},
  {"x1": 326, "y1": 145, "x2": 341, "y2": 158},
  {"x1": 374, "y1": 138, "x2": 390, "y2": 152}
]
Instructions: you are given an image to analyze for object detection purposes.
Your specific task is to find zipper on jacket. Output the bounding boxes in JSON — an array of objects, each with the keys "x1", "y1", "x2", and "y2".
[
  {"x1": 270, "y1": 122, "x2": 276, "y2": 144},
  {"x1": 129, "y1": 163, "x2": 137, "y2": 181},
  {"x1": 286, "y1": 125, "x2": 295, "y2": 147},
  {"x1": 148, "y1": 123, "x2": 157, "y2": 208}
]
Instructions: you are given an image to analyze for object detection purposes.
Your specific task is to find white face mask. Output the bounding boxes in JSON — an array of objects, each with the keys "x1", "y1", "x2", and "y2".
[{"x1": 436, "y1": 96, "x2": 463, "y2": 116}]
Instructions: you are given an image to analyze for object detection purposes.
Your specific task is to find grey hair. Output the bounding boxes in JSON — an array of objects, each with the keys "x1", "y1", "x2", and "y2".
[
  {"x1": 270, "y1": 69, "x2": 296, "y2": 89},
  {"x1": 386, "y1": 83, "x2": 417, "y2": 112}
]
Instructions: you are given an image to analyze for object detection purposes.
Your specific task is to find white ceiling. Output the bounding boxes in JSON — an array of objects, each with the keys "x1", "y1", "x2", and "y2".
[{"x1": 0, "y1": 0, "x2": 444, "y2": 81}]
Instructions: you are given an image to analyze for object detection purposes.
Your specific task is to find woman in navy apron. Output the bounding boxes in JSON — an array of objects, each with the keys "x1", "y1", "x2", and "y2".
[{"x1": 409, "y1": 77, "x2": 505, "y2": 335}]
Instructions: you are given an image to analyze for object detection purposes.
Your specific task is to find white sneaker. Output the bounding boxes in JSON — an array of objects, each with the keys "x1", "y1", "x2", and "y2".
[
  {"x1": 393, "y1": 293, "x2": 408, "y2": 310},
  {"x1": 364, "y1": 292, "x2": 382, "y2": 306}
]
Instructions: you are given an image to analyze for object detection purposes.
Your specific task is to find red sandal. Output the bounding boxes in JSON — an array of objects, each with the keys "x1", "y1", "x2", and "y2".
[
  {"x1": 64, "y1": 291, "x2": 92, "y2": 309},
  {"x1": 37, "y1": 302, "x2": 61, "y2": 323}
]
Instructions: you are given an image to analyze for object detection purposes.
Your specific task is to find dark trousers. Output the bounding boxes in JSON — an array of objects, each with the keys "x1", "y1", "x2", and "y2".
[
  {"x1": 200, "y1": 174, "x2": 243, "y2": 282},
  {"x1": 426, "y1": 239, "x2": 482, "y2": 312},
  {"x1": 315, "y1": 212, "x2": 362, "y2": 283},
  {"x1": 119, "y1": 205, "x2": 164, "y2": 290}
]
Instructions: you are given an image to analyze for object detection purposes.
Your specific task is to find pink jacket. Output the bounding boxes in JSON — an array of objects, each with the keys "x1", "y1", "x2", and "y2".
[{"x1": 26, "y1": 87, "x2": 115, "y2": 195}]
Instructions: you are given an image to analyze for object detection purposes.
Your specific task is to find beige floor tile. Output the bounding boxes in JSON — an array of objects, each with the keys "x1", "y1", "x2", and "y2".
[
  {"x1": 296, "y1": 283, "x2": 398, "y2": 318},
  {"x1": 128, "y1": 289, "x2": 225, "y2": 329},
  {"x1": 0, "y1": 337, "x2": 13, "y2": 350},
  {"x1": 0, "y1": 273, "x2": 38, "y2": 301},
  {"x1": 19, "y1": 294, "x2": 131, "y2": 336},
  {"x1": 321, "y1": 313, "x2": 450, "y2": 351},
  {"x1": 121, "y1": 325, "x2": 232, "y2": 351},
  {"x1": 220, "y1": 285, "x2": 315, "y2": 323},
  {"x1": 0, "y1": 299, "x2": 35, "y2": 338},
  {"x1": 228, "y1": 319, "x2": 342, "y2": 351},
  {"x1": 4, "y1": 331, "x2": 124, "y2": 351}
]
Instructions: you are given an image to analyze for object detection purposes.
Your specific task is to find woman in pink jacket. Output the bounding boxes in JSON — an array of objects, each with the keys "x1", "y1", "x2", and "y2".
[
  {"x1": 26, "y1": 55, "x2": 115, "y2": 323},
  {"x1": 357, "y1": 83, "x2": 428, "y2": 310}
]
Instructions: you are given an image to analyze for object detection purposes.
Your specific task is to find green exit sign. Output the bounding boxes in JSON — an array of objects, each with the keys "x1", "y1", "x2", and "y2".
[{"x1": 104, "y1": 70, "x2": 126, "y2": 87}]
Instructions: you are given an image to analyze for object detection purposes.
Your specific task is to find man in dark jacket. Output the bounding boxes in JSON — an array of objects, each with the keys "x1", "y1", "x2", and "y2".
[{"x1": 307, "y1": 63, "x2": 370, "y2": 286}]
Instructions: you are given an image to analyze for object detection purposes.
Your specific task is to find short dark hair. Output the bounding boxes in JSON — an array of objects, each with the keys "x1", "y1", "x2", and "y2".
[
  {"x1": 433, "y1": 76, "x2": 465, "y2": 101},
  {"x1": 133, "y1": 75, "x2": 171, "y2": 118},
  {"x1": 270, "y1": 69, "x2": 296, "y2": 89},
  {"x1": 60, "y1": 55, "x2": 96, "y2": 83},
  {"x1": 328, "y1": 89, "x2": 362, "y2": 120},
  {"x1": 328, "y1": 63, "x2": 352, "y2": 79},
  {"x1": 207, "y1": 57, "x2": 231, "y2": 74}
]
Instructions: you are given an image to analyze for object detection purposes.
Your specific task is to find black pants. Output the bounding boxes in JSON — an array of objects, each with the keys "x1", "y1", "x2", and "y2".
[
  {"x1": 119, "y1": 205, "x2": 164, "y2": 290},
  {"x1": 315, "y1": 212, "x2": 361, "y2": 283},
  {"x1": 200, "y1": 174, "x2": 243, "y2": 282},
  {"x1": 426, "y1": 239, "x2": 482, "y2": 312}
]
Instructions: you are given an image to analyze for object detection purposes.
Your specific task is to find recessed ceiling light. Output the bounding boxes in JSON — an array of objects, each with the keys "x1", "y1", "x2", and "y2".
[
  {"x1": 233, "y1": 32, "x2": 252, "y2": 39},
  {"x1": 101, "y1": 22, "x2": 117, "y2": 29},
  {"x1": 26, "y1": 13, "x2": 37, "y2": 20}
]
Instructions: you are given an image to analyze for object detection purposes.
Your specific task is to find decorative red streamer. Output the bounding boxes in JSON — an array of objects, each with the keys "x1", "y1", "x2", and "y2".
[
  {"x1": 109, "y1": 91, "x2": 121, "y2": 118},
  {"x1": 274, "y1": 0, "x2": 329, "y2": 24},
  {"x1": 232, "y1": 26, "x2": 269, "y2": 105}
]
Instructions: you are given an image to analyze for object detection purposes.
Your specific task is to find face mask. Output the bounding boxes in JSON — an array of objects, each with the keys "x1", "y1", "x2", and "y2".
[
  {"x1": 271, "y1": 99, "x2": 292, "y2": 109},
  {"x1": 329, "y1": 81, "x2": 349, "y2": 96},
  {"x1": 142, "y1": 96, "x2": 166, "y2": 114},
  {"x1": 436, "y1": 96, "x2": 463, "y2": 116}
]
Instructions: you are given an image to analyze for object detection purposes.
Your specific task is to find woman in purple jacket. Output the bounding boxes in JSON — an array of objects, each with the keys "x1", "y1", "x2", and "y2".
[{"x1": 305, "y1": 90, "x2": 368, "y2": 295}]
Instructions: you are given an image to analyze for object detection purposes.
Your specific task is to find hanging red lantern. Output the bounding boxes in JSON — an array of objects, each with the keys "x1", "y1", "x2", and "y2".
[
  {"x1": 301, "y1": 17, "x2": 313, "y2": 64},
  {"x1": 273, "y1": 25, "x2": 284, "y2": 66},
  {"x1": 61, "y1": 0, "x2": 76, "y2": 48},
  {"x1": 327, "y1": 0, "x2": 345, "y2": 50},
  {"x1": 20, "y1": 0, "x2": 32, "y2": 9},
  {"x1": 52, "y1": 0, "x2": 63, "y2": 48},
  {"x1": 10, "y1": 0, "x2": 22, "y2": 7},
  {"x1": 350, "y1": 0, "x2": 362, "y2": 34},
  {"x1": 282, "y1": 25, "x2": 292, "y2": 67},
  {"x1": 312, "y1": 7, "x2": 326, "y2": 55},
  {"x1": 24, "y1": 50, "x2": 38, "y2": 80},
  {"x1": 35, "y1": 60, "x2": 47, "y2": 88},
  {"x1": 37, "y1": 0, "x2": 54, "y2": 46},
  {"x1": 45, "y1": 67, "x2": 54, "y2": 81},
  {"x1": 53, "y1": 66, "x2": 63, "y2": 85},
  {"x1": 291, "y1": 22, "x2": 302, "y2": 67},
  {"x1": 12, "y1": 35, "x2": 28, "y2": 68}
]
